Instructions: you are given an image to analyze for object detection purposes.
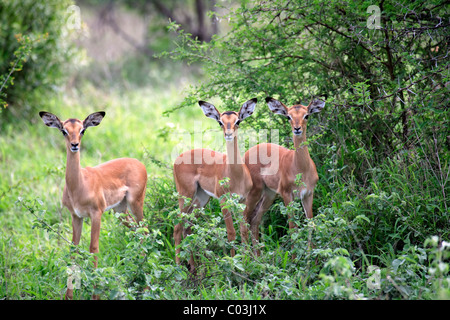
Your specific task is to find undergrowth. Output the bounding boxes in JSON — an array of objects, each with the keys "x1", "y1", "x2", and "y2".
[{"x1": 3, "y1": 155, "x2": 449, "y2": 300}]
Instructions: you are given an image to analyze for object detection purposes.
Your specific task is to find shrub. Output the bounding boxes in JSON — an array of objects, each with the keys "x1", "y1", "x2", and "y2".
[
  {"x1": 165, "y1": 0, "x2": 449, "y2": 274},
  {"x1": 0, "y1": 0, "x2": 82, "y2": 123}
]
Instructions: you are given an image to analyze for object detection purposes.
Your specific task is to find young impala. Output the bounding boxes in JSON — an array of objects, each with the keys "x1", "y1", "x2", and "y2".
[
  {"x1": 242, "y1": 97, "x2": 325, "y2": 254},
  {"x1": 39, "y1": 111, "x2": 147, "y2": 299},
  {"x1": 173, "y1": 98, "x2": 257, "y2": 272}
]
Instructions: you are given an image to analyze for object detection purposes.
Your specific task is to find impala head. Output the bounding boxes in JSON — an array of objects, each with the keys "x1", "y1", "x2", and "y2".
[
  {"x1": 266, "y1": 97, "x2": 325, "y2": 137},
  {"x1": 39, "y1": 111, "x2": 106, "y2": 153},
  {"x1": 199, "y1": 98, "x2": 257, "y2": 142}
]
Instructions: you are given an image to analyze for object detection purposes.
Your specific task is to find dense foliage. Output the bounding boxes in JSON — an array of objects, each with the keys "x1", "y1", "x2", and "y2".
[
  {"x1": 166, "y1": 0, "x2": 449, "y2": 246},
  {"x1": 168, "y1": 0, "x2": 448, "y2": 165},
  {"x1": 0, "y1": 0, "x2": 80, "y2": 121},
  {"x1": 162, "y1": 0, "x2": 450, "y2": 298}
]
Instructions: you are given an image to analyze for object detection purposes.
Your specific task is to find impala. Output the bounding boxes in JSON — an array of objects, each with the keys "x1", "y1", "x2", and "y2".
[
  {"x1": 242, "y1": 97, "x2": 325, "y2": 254},
  {"x1": 173, "y1": 98, "x2": 257, "y2": 271},
  {"x1": 39, "y1": 111, "x2": 147, "y2": 299}
]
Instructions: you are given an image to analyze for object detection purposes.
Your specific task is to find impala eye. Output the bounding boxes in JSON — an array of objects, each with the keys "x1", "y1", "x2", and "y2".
[
  {"x1": 235, "y1": 120, "x2": 241, "y2": 126},
  {"x1": 61, "y1": 129, "x2": 68, "y2": 136},
  {"x1": 80, "y1": 128, "x2": 86, "y2": 135},
  {"x1": 287, "y1": 115, "x2": 292, "y2": 120},
  {"x1": 304, "y1": 114, "x2": 309, "y2": 120},
  {"x1": 218, "y1": 120, "x2": 224, "y2": 127}
]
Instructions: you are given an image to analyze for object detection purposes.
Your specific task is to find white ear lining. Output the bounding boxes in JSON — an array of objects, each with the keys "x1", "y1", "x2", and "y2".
[
  {"x1": 266, "y1": 98, "x2": 289, "y2": 117},
  {"x1": 199, "y1": 101, "x2": 221, "y2": 121},
  {"x1": 308, "y1": 100, "x2": 325, "y2": 114},
  {"x1": 239, "y1": 98, "x2": 257, "y2": 120}
]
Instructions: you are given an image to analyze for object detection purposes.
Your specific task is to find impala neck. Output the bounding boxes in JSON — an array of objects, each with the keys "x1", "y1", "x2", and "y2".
[
  {"x1": 65, "y1": 148, "x2": 83, "y2": 192},
  {"x1": 293, "y1": 134, "x2": 311, "y2": 172},
  {"x1": 226, "y1": 137, "x2": 244, "y2": 169}
]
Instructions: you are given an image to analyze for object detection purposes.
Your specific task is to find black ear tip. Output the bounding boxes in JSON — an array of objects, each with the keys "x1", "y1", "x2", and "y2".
[
  {"x1": 99, "y1": 111, "x2": 106, "y2": 117},
  {"x1": 265, "y1": 97, "x2": 273, "y2": 102},
  {"x1": 39, "y1": 111, "x2": 46, "y2": 117},
  {"x1": 198, "y1": 100, "x2": 206, "y2": 106},
  {"x1": 251, "y1": 98, "x2": 257, "y2": 103}
]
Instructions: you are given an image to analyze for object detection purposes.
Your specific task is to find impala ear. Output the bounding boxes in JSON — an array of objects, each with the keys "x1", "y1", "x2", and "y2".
[
  {"x1": 199, "y1": 100, "x2": 221, "y2": 121},
  {"x1": 265, "y1": 97, "x2": 289, "y2": 118},
  {"x1": 39, "y1": 111, "x2": 63, "y2": 130},
  {"x1": 238, "y1": 98, "x2": 257, "y2": 121},
  {"x1": 308, "y1": 99, "x2": 325, "y2": 114},
  {"x1": 83, "y1": 111, "x2": 105, "y2": 128}
]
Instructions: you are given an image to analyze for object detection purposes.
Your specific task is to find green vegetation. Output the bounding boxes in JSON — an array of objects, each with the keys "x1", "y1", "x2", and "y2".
[
  {"x1": 0, "y1": 0, "x2": 449, "y2": 300},
  {"x1": 0, "y1": 0, "x2": 81, "y2": 119}
]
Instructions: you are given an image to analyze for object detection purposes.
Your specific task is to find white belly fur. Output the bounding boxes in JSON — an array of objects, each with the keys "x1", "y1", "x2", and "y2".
[
  {"x1": 105, "y1": 199, "x2": 124, "y2": 212},
  {"x1": 72, "y1": 199, "x2": 125, "y2": 218},
  {"x1": 74, "y1": 208, "x2": 89, "y2": 219},
  {"x1": 203, "y1": 189, "x2": 218, "y2": 199}
]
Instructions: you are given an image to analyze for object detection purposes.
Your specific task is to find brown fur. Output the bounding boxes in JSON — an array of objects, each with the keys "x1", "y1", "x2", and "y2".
[
  {"x1": 39, "y1": 111, "x2": 147, "y2": 299},
  {"x1": 173, "y1": 99, "x2": 256, "y2": 272},
  {"x1": 241, "y1": 97, "x2": 324, "y2": 254}
]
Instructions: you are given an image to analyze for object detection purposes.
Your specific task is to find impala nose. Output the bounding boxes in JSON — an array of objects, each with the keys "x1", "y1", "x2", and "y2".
[
  {"x1": 70, "y1": 143, "x2": 79, "y2": 152},
  {"x1": 293, "y1": 126, "x2": 302, "y2": 136},
  {"x1": 224, "y1": 132, "x2": 234, "y2": 141}
]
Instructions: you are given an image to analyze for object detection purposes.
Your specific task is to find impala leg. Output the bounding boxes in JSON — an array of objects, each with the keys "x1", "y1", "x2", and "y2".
[
  {"x1": 240, "y1": 187, "x2": 262, "y2": 245},
  {"x1": 281, "y1": 191, "x2": 299, "y2": 258},
  {"x1": 220, "y1": 200, "x2": 236, "y2": 257},
  {"x1": 281, "y1": 192, "x2": 295, "y2": 229},
  {"x1": 249, "y1": 189, "x2": 277, "y2": 256},
  {"x1": 90, "y1": 214, "x2": 101, "y2": 266},
  {"x1": 128, "y1": 186, "x2": 146, "y2": 224},
  {"x1": 174, "y1": 196, "x2": 198, "y2": 272},
  {"x1": 90, "y1": 213, "x2": 102, "y2": 300},
  {"x1": 184, "y1": 225, "x2": 196, "y2": 274},
  {"x1": 71, "y1": 215, "x2": 83, "y2": 246},
  {"x1": 174, "y1": 195, "x2": 188, "y2": 266},
  {"x1": 117, "y1": 188, "x2": 145, "y2": 230},
  {"x1": 173, "y1": 222, "x2": 183, "y2": 265},
  {"x1": 117, "y1": 209, "x2": 136, "y2": 228},
  {"x1": 176, "y1": 214, "x2": 196, "y2": 273},
  {"x1": 301, "y1": 192, "x2": 314, "y2": 219},
  {"x1": 301, "y1": 192, "x2": 315, "y2": 250},
  {"x1": 65, "y1": 214, "x2": 83, "y2": 300}
]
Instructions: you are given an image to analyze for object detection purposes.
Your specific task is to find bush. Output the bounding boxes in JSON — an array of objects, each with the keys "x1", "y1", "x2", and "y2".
[
  {"x1": 165, "y1": 0, "x2": 449, "y2": 255},
  {"x1": 166, "y1": 0, "x2": 448, "y2": 166},
  {"x1": 159, "y1": 0, "x2": 449, "y2": 299},
  {"x1": 0, "y1": 0, "x2": 82, "y2": 123}
]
